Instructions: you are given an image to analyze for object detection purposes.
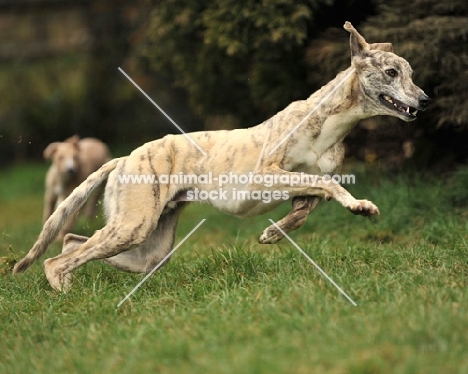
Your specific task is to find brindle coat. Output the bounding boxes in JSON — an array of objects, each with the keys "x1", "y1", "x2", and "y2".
[{"x1": 13, "y1": 22, "x2": 430, "y2": 291}]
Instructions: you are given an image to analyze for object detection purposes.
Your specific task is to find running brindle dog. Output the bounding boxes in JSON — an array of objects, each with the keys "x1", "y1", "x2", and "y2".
[{"x1": 13, "y1": 22, "x2": 430, "y2": 291}]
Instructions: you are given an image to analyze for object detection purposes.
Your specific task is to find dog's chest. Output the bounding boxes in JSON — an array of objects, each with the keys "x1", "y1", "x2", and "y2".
[
  {"x1": 285, "y1": 109, "x2": 362, "y2": 173},
  {"x1": 53, "y1": 184, "x2": 63, "y2": 196},
  {"x1": 314, "y1": 109, "x2": 362, "y2": 154},
  {"x1": 288, "y1": 145, "x2": 343, "y2": 174}
]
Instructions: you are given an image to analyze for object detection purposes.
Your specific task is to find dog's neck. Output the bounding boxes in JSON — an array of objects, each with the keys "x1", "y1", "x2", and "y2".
[
  {"x1": 277, "y1": 67, "x2": 368, "y2": 172},
  {"x1": 305, "y1": 67, "x2": 366, "y2": 155}
]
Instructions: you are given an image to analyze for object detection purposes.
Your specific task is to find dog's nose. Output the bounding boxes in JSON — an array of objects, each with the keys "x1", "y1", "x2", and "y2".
[{"x1": 419, "y1": 94, "x2": 431, "y2": 109}]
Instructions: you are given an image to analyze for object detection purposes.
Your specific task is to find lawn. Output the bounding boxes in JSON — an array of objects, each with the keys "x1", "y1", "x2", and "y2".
[{"x1": 0, "y1": 163, "x2": 467, "y2": 373}]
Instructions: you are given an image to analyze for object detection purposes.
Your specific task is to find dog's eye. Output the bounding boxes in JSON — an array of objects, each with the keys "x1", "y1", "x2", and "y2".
[{"x1": 386, "y1": 69, "x2": 398, "y2": 77}]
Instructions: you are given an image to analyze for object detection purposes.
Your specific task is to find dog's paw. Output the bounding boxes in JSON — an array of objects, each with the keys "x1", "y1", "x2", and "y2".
[
  {"x1": 347, "y1": 199, "x2": 380, "y2": 216},
  {"x1": 44, "y1": 258, "x2": 72, "y2": 292},
  {"x1": 258, "y1": 227, "x2": 284, "y2": 244}
]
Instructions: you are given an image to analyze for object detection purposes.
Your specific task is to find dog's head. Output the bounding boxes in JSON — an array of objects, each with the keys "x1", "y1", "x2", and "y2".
[
  {"x1": 44, "y1": 135, "x2": 81, "y2": 179},
  {"x1": 344, "y1": 22, "x2": 430, "y2": 122}
]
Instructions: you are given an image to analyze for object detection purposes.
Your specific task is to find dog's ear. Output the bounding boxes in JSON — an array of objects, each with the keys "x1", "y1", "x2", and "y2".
[
  {"x1": 64, "y1": 135, "x2": 80, "y2": 144},
  {"x1": 65, "y1": 135, "x2": 80, "y2": 152},
  {"x1": 369, "y1": 43, "x2": 394, "y2": 53},
  {"x1": 343, "y1": 21, "x2": 369, "y2": 58},
  {"x1": 43, "y1": 142, "x2": 59, "y2": 160}
]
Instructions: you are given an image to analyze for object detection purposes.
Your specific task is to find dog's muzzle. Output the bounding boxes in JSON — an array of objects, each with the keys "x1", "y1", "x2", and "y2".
[
  {"x1": 379, "y1": 92, "x2": 430, "y2": 119},
  {"x1": 379, "y1": 94, "x2": 418, "y2": 118}
]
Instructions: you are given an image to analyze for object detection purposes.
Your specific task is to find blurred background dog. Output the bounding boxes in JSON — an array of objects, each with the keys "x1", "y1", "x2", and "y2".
[{"x1": 43, "y1": 135, "x2": 111, "y2": 239}]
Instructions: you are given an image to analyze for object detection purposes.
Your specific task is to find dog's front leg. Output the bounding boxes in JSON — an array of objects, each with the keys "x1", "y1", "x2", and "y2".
[
  {"x1": 43, "y1": 189, "x2": 57, "y2": 223},
  {"x1": 252, "y1": 167, "x2": 379, "y2": 242},
  {"x1": 258, "y1": 167, "x2": 379, "y2": 215},
  {"x1": 259, "y1": 196, "x2": 320, "y2": 244}
]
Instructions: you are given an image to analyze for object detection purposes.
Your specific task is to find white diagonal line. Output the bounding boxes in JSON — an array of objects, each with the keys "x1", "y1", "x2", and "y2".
[
  {"x1": 267, "y1": 68, "x2": 356, "y2": 156},
  {"x1": 118, "y1": 67, "x2": 207, "y2": 155},
  {"x1": 117, "y1": 219, "x2": 206, "y2": 307},
  {"x1": 268, "y1": 219, "x2": 357, "y2": 306}
]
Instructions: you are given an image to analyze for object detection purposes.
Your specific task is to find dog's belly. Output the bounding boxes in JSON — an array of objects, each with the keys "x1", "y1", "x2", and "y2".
[{"x1": 210, "y1": 195, "x2": 286, "y2": 217}]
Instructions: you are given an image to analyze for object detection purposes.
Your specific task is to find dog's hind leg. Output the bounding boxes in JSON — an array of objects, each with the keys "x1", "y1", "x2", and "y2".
[
  {"x1": 56, "y1": 196, "x2": 80, "y2": 241},
  {"x1": 102, "y1": 203, "x2": 187, "y2": 273},
  {"x1": 44, "y1": 212, "x2": 158, "y2": 291},
  {"x1": 61, "y1": 233, "x2": 89, "y2": 253},
  {"x1": 49, "y1": 233, "x2": 90, "y2": 287},
  {"x1": 43, "y1": 180, "x2": 163, "y2": 290},
  {"x1": 56, "y1": 204, "x2": 186, "y2": 274},
  {"x1": 259, "y1": 196, "x2": 320, "y2": 244}
]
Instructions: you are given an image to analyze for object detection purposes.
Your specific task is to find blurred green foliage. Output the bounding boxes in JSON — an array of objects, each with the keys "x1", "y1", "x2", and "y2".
[
  {"x1": 143, "y1": 0, "x2": 371, "y2": 127},
  {"x1": 144, "y1": 0, "x2": 468, "y2": 169},
  {"x1": 1, "y1": 0, "x2": 468, "y2": 170}
]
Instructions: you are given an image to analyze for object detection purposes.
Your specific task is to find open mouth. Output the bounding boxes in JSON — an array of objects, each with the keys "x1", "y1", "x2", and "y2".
[{"x1": 379, "y1": 94, "x2": 418, "y2": 118}]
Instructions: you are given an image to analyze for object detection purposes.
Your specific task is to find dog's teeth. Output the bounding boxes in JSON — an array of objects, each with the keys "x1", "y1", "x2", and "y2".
[{"x1": 406, "y1": 106, "x2": 410, "y2": 113}]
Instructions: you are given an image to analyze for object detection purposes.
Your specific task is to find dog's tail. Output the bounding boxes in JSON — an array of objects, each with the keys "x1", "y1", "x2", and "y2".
[{"x1": 12, "y1": 157, "x2": 124, "y2": 274}]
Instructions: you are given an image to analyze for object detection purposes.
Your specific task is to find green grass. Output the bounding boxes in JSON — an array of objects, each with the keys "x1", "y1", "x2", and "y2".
[{"x1": 1, "y1": 163, "x2": 468, "y2": 373}]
